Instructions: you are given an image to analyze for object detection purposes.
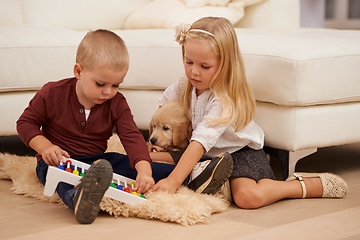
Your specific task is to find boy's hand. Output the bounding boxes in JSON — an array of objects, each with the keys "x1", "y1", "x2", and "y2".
[
  {"x1": 149, "y1": 177, "x2": 179, "y2": 194},
  {"x1": 133, "y1": 161, "x2": 154, "y2": 194},
  {"x1": 41, "y1": 145, "x2": 70, "y2": 167},
  {"x1": 134, "y1": 171, "x2": 155, "y2": 194},
  {"x1": 29, "y1": 135, "x2": 70, "y2": 167}
]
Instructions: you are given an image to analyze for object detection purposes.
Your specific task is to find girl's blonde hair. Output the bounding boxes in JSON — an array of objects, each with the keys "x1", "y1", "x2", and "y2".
[
  {"x1": 177, "y1": 17, "x2": 256, "y2": 131},
  {"x1": 76, "y1": 29, "x2": 129, "y2": 71}
]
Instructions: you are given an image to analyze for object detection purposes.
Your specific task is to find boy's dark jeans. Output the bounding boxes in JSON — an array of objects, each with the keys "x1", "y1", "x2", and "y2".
[{"x1": 36, "y1": 152, "x2": 176, "y2": 209}]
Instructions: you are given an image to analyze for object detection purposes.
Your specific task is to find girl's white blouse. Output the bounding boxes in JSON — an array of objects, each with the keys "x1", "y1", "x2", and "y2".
[{"x1": 159, "y1": 77, "x2": 264, "y2": 158}]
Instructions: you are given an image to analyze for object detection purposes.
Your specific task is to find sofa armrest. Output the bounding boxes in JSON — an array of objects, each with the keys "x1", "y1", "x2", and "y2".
[{"x1": 234, "y1": 0, "x2": 300, "y2": 29}]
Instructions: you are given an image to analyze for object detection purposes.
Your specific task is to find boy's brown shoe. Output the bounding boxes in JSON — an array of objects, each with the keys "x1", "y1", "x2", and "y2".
[{"x1": 73, "y1": 159, "x2": 113, "y2": 224}]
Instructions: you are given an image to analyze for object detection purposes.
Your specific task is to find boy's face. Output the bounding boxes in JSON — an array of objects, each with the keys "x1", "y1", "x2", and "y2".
[{"x1": 74, "y1": 64, "x2": 127, "y2": 109}]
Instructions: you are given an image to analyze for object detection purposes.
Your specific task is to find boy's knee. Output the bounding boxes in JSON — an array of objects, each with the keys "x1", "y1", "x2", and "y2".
[{"x1": 232, "y1": 188, "x2": 264, "y2": 209}]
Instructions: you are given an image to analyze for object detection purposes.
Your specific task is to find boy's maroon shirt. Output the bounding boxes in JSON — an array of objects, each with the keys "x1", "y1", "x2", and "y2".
[{"x1": 17, "y1": 77, "x2": 150, "y2": 169}]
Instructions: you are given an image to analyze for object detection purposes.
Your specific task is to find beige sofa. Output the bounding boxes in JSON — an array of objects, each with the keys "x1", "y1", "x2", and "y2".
[{"x1": 1, "y1": 0, "x2": 360, "y2": 178}]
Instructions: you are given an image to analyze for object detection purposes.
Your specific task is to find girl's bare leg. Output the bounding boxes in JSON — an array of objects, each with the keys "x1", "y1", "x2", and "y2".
[
  {"x1": 149, "y1": 151, "x2": 175, "y2": 164},
  {"x1": 230, "y1": 177, "x2": 323, "y2": 209}
]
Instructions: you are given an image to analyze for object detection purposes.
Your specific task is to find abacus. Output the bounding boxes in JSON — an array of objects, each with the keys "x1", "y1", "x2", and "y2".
[{"x1": 43, "y1": 158, "x2": 146, "y2": 205}]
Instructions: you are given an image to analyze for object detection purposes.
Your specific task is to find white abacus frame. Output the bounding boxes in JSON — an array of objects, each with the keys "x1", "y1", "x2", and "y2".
[{"x1": 43, "y1": 158, "x2": 146, "y2": 206}]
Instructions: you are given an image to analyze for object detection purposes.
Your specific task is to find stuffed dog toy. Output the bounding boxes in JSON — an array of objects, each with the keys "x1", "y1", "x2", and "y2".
[{"x1": 149, "y1": 99, "x2": 192, "y2": 151}]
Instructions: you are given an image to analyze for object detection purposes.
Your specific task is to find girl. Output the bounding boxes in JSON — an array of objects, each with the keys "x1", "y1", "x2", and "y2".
[{"x1": 149, "y1": 17, "x2": 348, "y2": 209}]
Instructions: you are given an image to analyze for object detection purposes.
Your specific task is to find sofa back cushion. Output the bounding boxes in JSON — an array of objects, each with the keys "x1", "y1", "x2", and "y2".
[
  {"x1": 0, "y1": 0, "x2": 23, "y2": 26},
  {"x1": 0, "y1": 28, "x2": 184, "y2": 94},
  {"x1": 19, "y1": 0, "x2": 150, "y2": 30},
  {"x1": 124, "y1": 0, "x2": 263, "y2": 29}
]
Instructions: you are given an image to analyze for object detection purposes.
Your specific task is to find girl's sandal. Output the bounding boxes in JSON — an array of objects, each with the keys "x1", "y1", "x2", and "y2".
[{"x1": 286, "y1": 172, "x2": 348, "y2": 198}]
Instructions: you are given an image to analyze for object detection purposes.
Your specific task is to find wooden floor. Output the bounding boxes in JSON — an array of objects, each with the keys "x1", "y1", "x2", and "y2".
[{"x1": 1, "y1": 143, "x2": 360, "y2": 240}]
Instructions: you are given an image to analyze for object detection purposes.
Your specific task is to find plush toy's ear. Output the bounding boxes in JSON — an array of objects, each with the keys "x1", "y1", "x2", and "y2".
[
  {"x1": 187, "y1": 123, "x2": 192, "y2": 141},
  {"x1": 149, "y1": 120, "x2": 153, "y2": 138},
  {"x1": 172, "y1": 122, "x2": 191, "y2": 147}
]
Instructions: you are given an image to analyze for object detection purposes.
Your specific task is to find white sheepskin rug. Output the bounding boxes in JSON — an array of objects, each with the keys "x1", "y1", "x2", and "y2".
[{"x1": 0, "y1": 136, "x2": 229, "y2": 226}]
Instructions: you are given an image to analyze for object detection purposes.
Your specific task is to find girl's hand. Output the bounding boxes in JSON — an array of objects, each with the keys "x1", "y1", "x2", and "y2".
[
  {"x1": 41, "y1": 145, "x2": 70, "y2": 167},
  {"x1": 147, "y1": 143, "x2": 163, "y2": 152},
  {"x1": 149, "y1": 177, "x2": 179, "y2": 194}
]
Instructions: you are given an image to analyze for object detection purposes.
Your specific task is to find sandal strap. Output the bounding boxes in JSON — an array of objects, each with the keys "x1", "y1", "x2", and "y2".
[
  {"x1": 290, "y1": 172, "x2": 348, "y2": 198},
  {"x1": 295, "y1": 174, "x2": 307, "y2": 198}
]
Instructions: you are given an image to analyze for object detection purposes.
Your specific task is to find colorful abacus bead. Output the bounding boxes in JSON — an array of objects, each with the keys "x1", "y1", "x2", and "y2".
[
  {"x1": 110, "y1": 182, "x2": 116, "y2": 188},
  {"x1": 124, "y1": 182, "x2": 130, "y2": 193},
  {"x1": 65, "y1": 160, "x2": 72, "y2": 172},
  {"x1": 72, "y1": 163, "x2": 79, "y2": 175},
  {"x1": 80, "y1": 168, "x2": 85, "y2": 177},
  {"x1": 129, "y1": 182, "x2": 138, "y2": 195},
  {"x1": 58, "y1": 164, "x2": 65, "y2": 170},
  {"x1": 116, "y1": 179, "x2": 123, "y2": 190}
]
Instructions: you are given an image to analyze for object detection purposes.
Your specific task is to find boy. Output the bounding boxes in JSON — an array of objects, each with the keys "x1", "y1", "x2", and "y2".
[{"x1": 17, "y1": 29, "x2": 175, "y2": 224}]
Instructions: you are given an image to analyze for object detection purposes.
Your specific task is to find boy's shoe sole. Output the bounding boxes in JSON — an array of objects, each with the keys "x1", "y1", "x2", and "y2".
[
  {"x1": 73, "y1": 159, "x2": 113, "y2": 224},
  {"x1": 188, "y1": 152, "x2": 233, "y2": 195}
]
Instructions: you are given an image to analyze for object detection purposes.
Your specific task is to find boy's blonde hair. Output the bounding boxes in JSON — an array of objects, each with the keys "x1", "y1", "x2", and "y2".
[
  {"x1": 178, "y1": 17, "x2": 256, "y2": 131},
  {"x1": 76, "y1": 29, "x2": 129, "y2": 71}
]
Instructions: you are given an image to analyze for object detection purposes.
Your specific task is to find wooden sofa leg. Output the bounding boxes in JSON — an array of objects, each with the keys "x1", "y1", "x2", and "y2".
[
  {"x1": 288, "y1": 148, "x2": 317, "y2": 177},
  {"x1": 264, "y1": 147, "x2": 317, "y2": 180}
]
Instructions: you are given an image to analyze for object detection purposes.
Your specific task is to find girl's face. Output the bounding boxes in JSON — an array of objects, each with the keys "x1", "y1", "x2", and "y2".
[
  {"x1": 184, "y1": 39, "x2": 220, "y2": 96},
  {"x1": 74, "y1": 64, "x2": 127, "y2": 109}
]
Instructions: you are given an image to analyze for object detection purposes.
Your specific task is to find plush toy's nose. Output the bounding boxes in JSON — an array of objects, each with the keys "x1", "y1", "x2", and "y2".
[{"x1": 150, "y1": 138, "x2": 157, "y2": 145}]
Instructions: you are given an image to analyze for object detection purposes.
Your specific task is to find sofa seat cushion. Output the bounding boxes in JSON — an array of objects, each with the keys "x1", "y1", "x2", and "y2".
[
  {"x1": 255, "y1": 101, "x2": 360, "y2": 151},
  {"x1": 239, "y1": 28, "x2": 360, "y2": 107}
]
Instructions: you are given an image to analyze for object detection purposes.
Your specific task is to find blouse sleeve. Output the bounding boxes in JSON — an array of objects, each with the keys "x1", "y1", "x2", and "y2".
[
  {"x1": 159, "y1": 76, "x2": 187, "y2": 106},
  {"x1": 190, "y1": 98, "x2": 228, "y2": 153}
]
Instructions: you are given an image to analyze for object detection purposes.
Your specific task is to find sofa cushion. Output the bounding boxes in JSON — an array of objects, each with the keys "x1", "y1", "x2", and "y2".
[
  {"x1": 255, "y1": 101, "x2": 360, "y2": 151},
  {"x1": 118, "y1": 29, "x2": 184, "y2": 90},
  {"x1": 1, "y1": 27, "x2": 359, "y2": 108},
  {"x1": 0, "y1": 27, "x2": 184, "y2": 93},
  {"x1": 0, "y1": 27, "x2": 83, "y2": 93},
  {"x1": 239, "y1": 28, "x2": 360, "y2": 106},
  {"x1": 234, "y1": 0, "x2": 300, "y2": 29},
  {"x1": 124, "y1": 0, "x2": 253, "y2": 29},
  {"x1": 0, "y1": 0, "x2": 23, "y2": 26},
  {"x1": 20, "y1": 0, "x2": 150, "y2": 30}
]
